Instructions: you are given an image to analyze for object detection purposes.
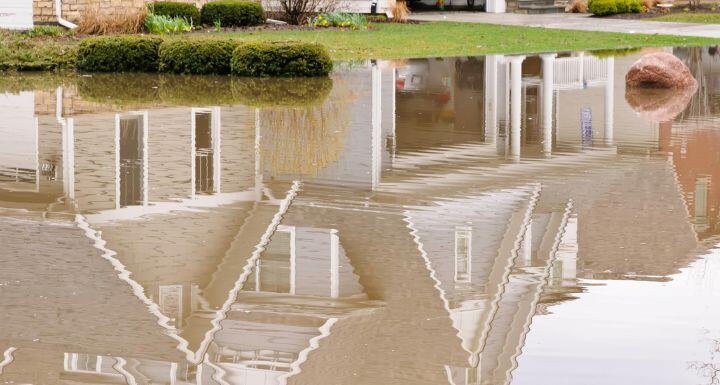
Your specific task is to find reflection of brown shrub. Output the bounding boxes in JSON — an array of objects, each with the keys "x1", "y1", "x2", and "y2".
[
  {"x1": 261, "y1": 79, "x2": 353, "y2": 176},
  {"x1": 77, "y1": 6, "x2": 147, "y2": 35},
  {"x1": 625, "y1": 84, "x2": 697, "y2": 123}
]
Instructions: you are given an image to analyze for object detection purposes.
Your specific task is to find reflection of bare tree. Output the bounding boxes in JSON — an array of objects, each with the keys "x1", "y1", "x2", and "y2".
[
  {"x1": 261, "y1": 79, "x2": 354, "y2": 176},
  {"x1": 689, "y1": 338, "x2": 720, "y2": 385}
]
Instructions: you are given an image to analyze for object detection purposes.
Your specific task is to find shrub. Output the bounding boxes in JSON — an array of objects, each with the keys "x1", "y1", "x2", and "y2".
[
  {"x1": 145, "y1": 12, "x2": 194, "y2": 33},
  {"x1": 76, "y1": 36, "x2": 162, "y2": 73},
  {"x1": 159, "y1": 39, "x2": 238, "y2": 74},
  {"x1": 77, "y1": 6, "x2": 147, "y2": 35},
  {"x1": 588, "y1": 0, "x2": 641, "y2": 14},
  {"x1": 627, "y1": 0, "x2": 644, "y2": 12},
  {"x1": 311, "y1": 12, "x2": 369, "y2": 29},
  {"x1": 231, "y1": 42, "x2": 333, "y2": 77},
  {"x1": 148, "y1": 1, "x2": 200, "y2": 22},
  {"x1": 588, "y1": 0, "x2": 617, "y2": 15},
  {"x1": 200, "y1": 1, "x2": 266, "y2": 27}
]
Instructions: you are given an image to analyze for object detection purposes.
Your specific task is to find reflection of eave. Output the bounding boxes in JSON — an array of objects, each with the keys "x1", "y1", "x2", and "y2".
[
  {"x1": 77, "y1": 182, "x2": 300, "y2": 365},
  {"x1": 380, "y1": 146, "x2": 617, "y2": 197},
  {"x1": 84, "y1": 189, "x2": 283, "y2": 223}
]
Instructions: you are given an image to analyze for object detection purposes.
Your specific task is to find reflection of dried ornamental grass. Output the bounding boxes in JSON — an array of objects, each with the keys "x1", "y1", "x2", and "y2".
[
  {"x1": 261, "y1": 80, "x2": 354, "y2": 176},
  {"x1": 77, "y1": 6, "x2": 147, "y2": 35},
  {"x1": 392, "y1": 0, "x2": 410, "y2": 22}
]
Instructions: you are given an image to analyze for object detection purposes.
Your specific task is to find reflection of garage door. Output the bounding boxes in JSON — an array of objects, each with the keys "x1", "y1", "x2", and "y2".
[{"x1": 0, "y1": 0, "x2": 33, "y2": 30}]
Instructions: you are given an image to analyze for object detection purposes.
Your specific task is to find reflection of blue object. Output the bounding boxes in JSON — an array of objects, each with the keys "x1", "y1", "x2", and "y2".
[{"x1": 581, "y1": 107, "x2": 592, "y2": 144}]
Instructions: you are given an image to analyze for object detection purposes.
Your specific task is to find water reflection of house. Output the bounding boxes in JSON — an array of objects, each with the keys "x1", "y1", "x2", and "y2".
[{"x1": 0, "y1": 53, "x2": 709, "y2": 385}]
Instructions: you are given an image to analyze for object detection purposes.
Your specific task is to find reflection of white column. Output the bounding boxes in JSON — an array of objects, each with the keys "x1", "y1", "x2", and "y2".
[
  {"x1": 604, "y1": 57, "x2": 615, "y2": 145},
  {"x1": 541, "y1": 54, "x2": 557, "y2": 156},
  {"x1": 371, "y1": 63, "x2": 382, "y2": 190},
  {"x1": 484, "y1": 55, "x2": 500, "y2": 145},
  {"x1": 509, "y1": 56, "x2": 525, "y2": 160},
  {"x1": 114, "y1": 114, "x2": 120, "y2": 209},
  {"x1": 330, "y1": 229, "x2": 339, "y2": 298},
  {"x1": 212, "y1": 107, "x2": 222, "y2": 194},
  {"x1": 557, "y1": 213, "x2": 578, "y2": 280},
  {"x1": 62, "y1": 118, "x2": 75, "y2": 200},
  {"x1": 254, "y1": 108, "x2": 262, "y2": 201}
]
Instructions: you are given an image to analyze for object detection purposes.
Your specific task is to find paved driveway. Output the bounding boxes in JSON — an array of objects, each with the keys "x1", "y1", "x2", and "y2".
[{"x1": 410, "y1": 12, "x2": 720, "y2": 38}]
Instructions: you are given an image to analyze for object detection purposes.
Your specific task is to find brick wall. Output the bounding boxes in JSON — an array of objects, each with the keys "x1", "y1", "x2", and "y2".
[{"x1": 33, "y1": 0, "x2": 209, "y2": 24}]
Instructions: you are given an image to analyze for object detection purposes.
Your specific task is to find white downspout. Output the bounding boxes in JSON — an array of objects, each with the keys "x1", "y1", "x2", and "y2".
[{"x1": 55, "y1": 0, "x2": 78, "y2": 29}]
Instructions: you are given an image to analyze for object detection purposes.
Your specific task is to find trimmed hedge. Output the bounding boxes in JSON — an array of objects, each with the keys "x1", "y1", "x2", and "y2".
[
  {"x1": 589, "y1": 0, "x2": 642, "y2": 15},
  {"x1": 231, "y1": 42, "x2": 333, "y2": 77},
  {"x1": 149, "y1": 1, "x2": 200, "y2": 22},
  {"x1": 76, "y1": 36, "x2": 161, "y2": 73},
  {"x1": 200, "y1": 0, "x2": 266, "y2": 27},
  {"x1": 159, "y1": 39, "x2": 239, "y2": 74}
]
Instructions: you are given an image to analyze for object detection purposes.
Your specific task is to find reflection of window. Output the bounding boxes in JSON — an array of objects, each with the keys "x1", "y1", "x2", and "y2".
[
  {"x1": 695, "y1": 176, "x2": 711, "y2": 232},
  {"x1": 247, "y1": 230, "x2": 292, "y2": 293},
  {"x1": 117, "y1": 113, "x2": 146, "y2": 207},
  {"x1": 454, "y1": 226, "x2": 472, "y2": 282},
  {"x1": 192, "y1": 108, "x2": 220, "y2": 196},
  {"x1": 160, "y1": 285, "x2": 183, "y2": 328},
  {"x1": 63, "y1": 353, "x2": 116, "y2": 374},
  {"x1": 195, "y1": 112, "x2": 214, "y2": 194}
]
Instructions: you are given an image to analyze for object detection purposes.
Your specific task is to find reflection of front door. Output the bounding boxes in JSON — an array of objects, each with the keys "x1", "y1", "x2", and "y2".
[{"x1": 0, "y1": 0, "x2": 33, "y2": 30}]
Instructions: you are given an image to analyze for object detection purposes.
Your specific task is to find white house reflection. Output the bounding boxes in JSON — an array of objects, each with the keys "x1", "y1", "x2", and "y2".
[{"x1": 0, "y1": 48, "x2": 716, "y2": 385}]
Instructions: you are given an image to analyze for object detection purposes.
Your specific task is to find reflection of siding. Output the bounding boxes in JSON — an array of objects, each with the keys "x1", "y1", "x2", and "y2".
[
  {"x1": 219, "y1": 107, "x2": 256, "y2": 193},
  {"x1": 73, "y1": 113, "x2": 116, "y2": 211}
]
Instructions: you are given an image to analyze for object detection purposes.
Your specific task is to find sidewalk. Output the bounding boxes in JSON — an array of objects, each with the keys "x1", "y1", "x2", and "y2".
[{"x1": 409, "y1": 12, "x2": 720, "y2": 38}]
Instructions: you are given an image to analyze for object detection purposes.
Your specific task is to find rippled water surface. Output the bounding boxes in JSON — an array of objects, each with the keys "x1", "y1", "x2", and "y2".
[{"x1": 1, "y1": 47, "x2": 720, "y2": 385}]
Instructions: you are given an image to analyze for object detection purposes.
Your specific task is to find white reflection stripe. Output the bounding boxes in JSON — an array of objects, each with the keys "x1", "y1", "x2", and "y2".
[{"x1": 0, "y1": 347, "x2": 17, "y2": 374}]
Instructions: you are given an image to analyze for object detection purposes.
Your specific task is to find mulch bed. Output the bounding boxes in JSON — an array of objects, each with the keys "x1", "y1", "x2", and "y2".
[{"x1": 603, "y1": 3, "x2": 720, "y2": 19}]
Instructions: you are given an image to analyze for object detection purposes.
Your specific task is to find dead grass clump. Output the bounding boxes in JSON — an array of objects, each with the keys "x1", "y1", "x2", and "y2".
[
  {"x1": 642, "y1": 0, "x2": 658, "y2": 10},
  {"x1": 566, "y1": 0, "x2": 589, "y2": 12},
  {"x1": 77, "y1": 6, "x2": 147, "y2": 35},
  {"x1": 392, "y1": 0, "x2": 411, "y2": 22}
]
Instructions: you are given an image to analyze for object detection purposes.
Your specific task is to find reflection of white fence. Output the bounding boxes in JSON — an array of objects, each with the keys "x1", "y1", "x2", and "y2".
[
  {"x1": 523, "y1": 55, "x2": 609, "y2": 90},
  {"x1": 554, "y1": 55, "x2": 609, "y2": 89}
]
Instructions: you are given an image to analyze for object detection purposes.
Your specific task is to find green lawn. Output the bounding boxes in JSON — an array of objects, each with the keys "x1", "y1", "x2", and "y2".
[
  {"x1": 208, "y1": 22, "x2": 720, "y2": 60},
  {"x1": 651, "y1": 12, "x2": 720, "y2": 24},
  {"x1": 1, "y1": 21, "x2": 719, "y2": 71}
]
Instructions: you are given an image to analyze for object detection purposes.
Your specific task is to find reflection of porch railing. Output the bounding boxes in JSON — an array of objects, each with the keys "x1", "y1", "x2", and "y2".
[{"x1": 523, "y1": 55, "x2": 609, "y2": 90}]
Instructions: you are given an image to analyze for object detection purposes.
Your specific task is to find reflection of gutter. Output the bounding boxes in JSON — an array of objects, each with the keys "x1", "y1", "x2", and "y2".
[{"x1": 55, "y1": 0, "x2": 78, "y2": 29}]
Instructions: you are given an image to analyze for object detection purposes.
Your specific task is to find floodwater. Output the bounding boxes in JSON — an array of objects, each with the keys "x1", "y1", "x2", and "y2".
[{"x1": 1, "y1": 46, "x2": 719, "y2": 385}]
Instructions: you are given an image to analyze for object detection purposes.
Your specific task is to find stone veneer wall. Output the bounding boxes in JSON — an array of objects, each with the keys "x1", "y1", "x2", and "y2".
[{"x1": 33, "y1": 0, "x2": 209, "y2": 24}]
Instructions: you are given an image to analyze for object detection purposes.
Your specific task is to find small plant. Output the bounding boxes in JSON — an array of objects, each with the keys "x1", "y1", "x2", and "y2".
[
  {"x1": 147, "y1": 1, "x2": 200, "y2": 23},
  {"x1": 21, "y1": 26, "x2": 66, "y2": 38},
  {"x1": 145, "y1": 12, "x2": 194, "y2": 34},
  {"x1": 214, "y1": 19, "x2": 222, "y2": 31},
  {"x1": 200, "y1": 1, "x2": 266, "y2": 27},
  {"x1": 158, "y1": 39, "x2": 238, "y2": 74},
  {"x1": 76, "y1": 36, "x2": 162, "y2": 73},
  {"x1": 231, "y1": 42, "x2": 333, "y2": 77},
  {"x1": 310, "y1": 12, "x2": 368, "y2": 29}
]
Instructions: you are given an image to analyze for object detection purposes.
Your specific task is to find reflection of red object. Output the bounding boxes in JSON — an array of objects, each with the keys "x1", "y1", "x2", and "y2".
[
  {"x1": 660, "y1": 123, "x2": 720, "y2": 239},
  {"x1": 435, "y1": 92, "x2": 451, "y2": 104},
  {"x1": 396, "y1": 78, "x2": 405, "y2": 90}
]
